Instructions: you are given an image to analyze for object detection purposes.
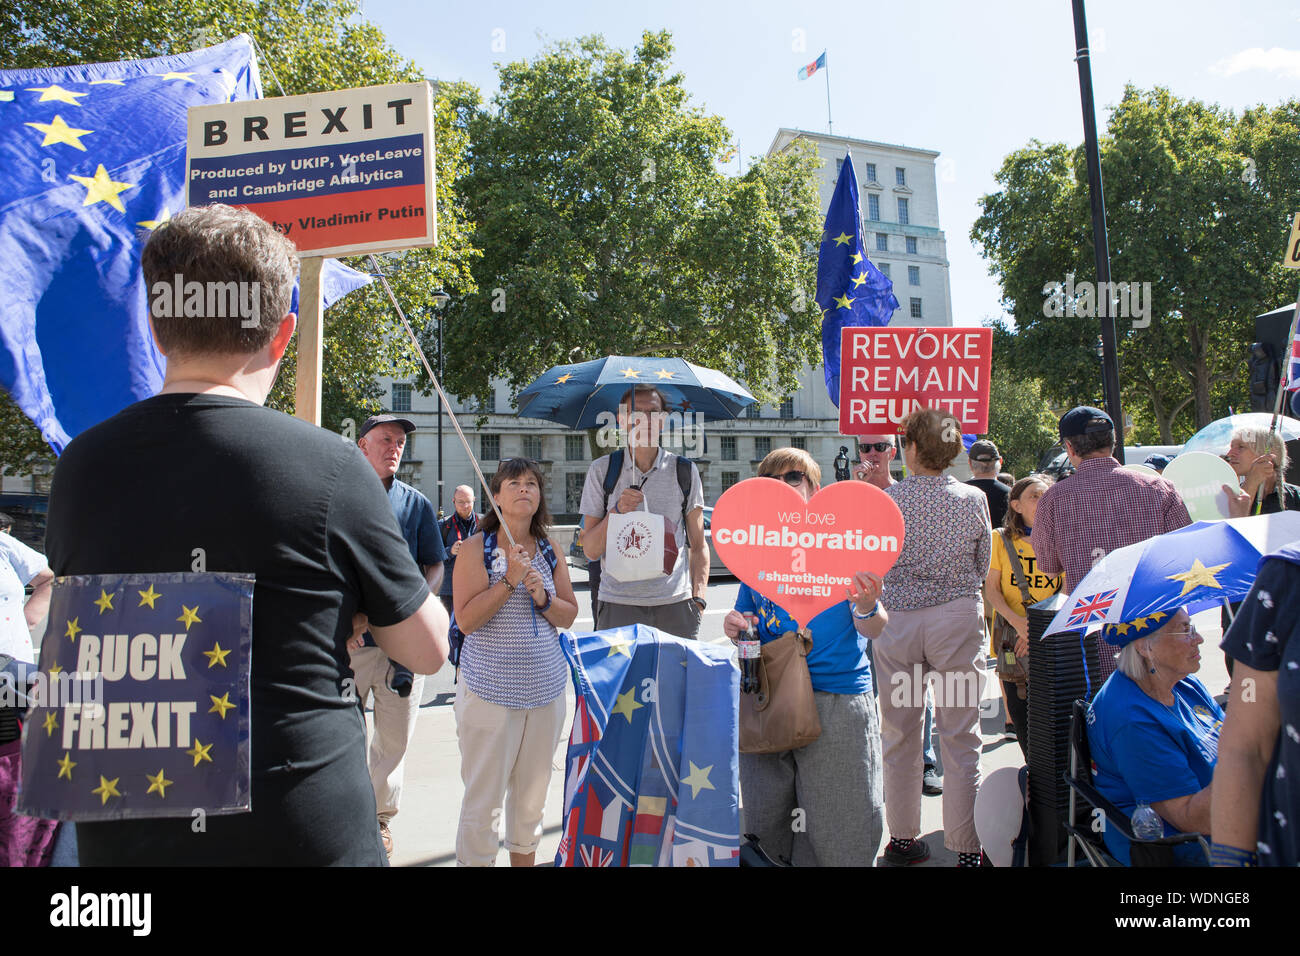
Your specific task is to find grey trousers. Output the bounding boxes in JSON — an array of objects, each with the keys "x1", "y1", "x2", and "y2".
[
  {"x1": 739, "y1": 690, "x2": 884, "y2": 866},
  {"x1": 597, "y1": 598, "x2": 702, "y2": 640}
]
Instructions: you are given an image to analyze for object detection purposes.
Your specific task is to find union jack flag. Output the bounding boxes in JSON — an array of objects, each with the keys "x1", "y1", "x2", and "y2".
[
  {"x1": 1066, "y1": 588, "x2": 1119, "y2": 627},
  {"x1": 1287, "y1": 327, "x2": 1300, "y2": 392},
  {"x1": 580, "y1": 845, "x2": 614, "y2": 867}
]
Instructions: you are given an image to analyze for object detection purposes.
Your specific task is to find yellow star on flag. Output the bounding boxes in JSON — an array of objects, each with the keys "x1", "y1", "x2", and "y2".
[
  {"x1": 137, "y1": 208, "x2": 171, "y2": 230},
  {"x1": 88, "y1": 78, "x2": 125, "y2": 86},
  {"x1": 56, "y1": 752, "x2": 76, "y2": 780},
  {"x1": 1131, "y1": 616, "x2": 1148, "y2": 631},
  {"x1": 92, "y1": 775, "x2": 122, "y2": 805},
  {"x1": 69, "y1": 164, "x2": 135, "y2": 213},
  {"x1": 553, "y1": 373, "x2": 574, "y2": 384},
  {"x1": 830, "y1": 231, "x2": 852, "y2": 246},
  {"x1": 612, "y1": 687, "x2": 644, "y2": 723},
  {"x1": 682, "y1": 761, "x2": 716, "y2": 799},
  {"x1": 24, "y1": 114, "x2": 93, "y2": 150},
  {"x1": 620, "y1": 367, "x2": 641, "y2": 379},
  {"x1": 1146, "y1": 610, "x2": 1168, "y2": 623},
  {"x1": 606, "y1": 639, "x2": 632, "y2": 658},
  {"x1": 48, "y1": 661, "x2": 63, "y2": 676},
  {"x1": 64, "y1": 617, "x2": 82, "y2": 641},
  {"x1": 203, "y1": 641, "x2": 231, "y2": 668},
  {"x1": 42, "y1": 711, "x2": 58, "y2": 736},
  {"x1": 850, "y1": 271, "x2": 869, "y2": 288},
  {"x1": 26, "y1": 84, "x2": 88, "y2": 106},
  {"x1": 155, "y1": 71, "x2": 196, "y2": 82},
  {"x1": 208, "y1": 692, "x2": 235, "y2": 719},
  {"x1": 145, "y1": 769, "x2": 173, "y2": 798},
  {"x1": 1112, "y1": 621, "x2": 1130, "y2": 636},
  {"x1": 93, "y1": 589, "x2": 114, "y2": 613},
  {"x1": 0, "y1": 91, "x2": 13, "y2": 102},
  {"x1": 137, "y1": 584, "x2": 161, "y2": 608},
  {"x1": 1167, "y1": 559, "x2": 1230, "y2": 598},
  {"x1": 176, "y1": 605, "x2": 202, "y2": 629},
  {"x1": 833, "y1": 293, "x2": 855, "y2": 309},
  {"x1": 851, "y1": 252, "x2": 864, "y2": 264},
  {"x1": 654, "y1": 369, "x2": 675, "y2": 380},
  {"x1": 186, "y1": 739, "x2": 213, "y2": 767}
]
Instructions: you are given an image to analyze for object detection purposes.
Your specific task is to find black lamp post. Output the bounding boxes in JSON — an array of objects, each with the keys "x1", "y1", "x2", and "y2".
[
  {"x1": 431, "y1": 289, "x2": 450, "y2": 510},
  {"x1": 833, "y1": 445, "x2": 851, "y2": 483}
]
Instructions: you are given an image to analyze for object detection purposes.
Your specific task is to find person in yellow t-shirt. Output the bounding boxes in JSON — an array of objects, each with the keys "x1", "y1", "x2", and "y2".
[{"x1": 984, "y1": 475, "x2": 1063, "y2": 759}]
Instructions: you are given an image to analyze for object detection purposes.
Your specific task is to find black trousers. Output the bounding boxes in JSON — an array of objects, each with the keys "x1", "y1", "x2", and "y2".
[{"x1": 1003, "y1": 680, "x2": 1029, "y2": 762}]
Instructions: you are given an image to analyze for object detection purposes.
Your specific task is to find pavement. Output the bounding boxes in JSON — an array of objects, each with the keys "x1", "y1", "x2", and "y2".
[{"x1": 378, "y1": 571, "x2": 1233, "y2": 867}]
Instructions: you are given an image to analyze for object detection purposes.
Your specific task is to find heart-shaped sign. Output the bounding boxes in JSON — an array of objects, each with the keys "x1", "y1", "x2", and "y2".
[{"x1": 711, "y1": 478, "x2": 906, "y2": 628}]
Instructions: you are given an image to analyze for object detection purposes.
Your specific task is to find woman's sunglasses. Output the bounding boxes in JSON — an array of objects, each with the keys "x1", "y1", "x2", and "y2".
[{"x1": 762, "y1": 470, "x2": 807, "y2": 487}]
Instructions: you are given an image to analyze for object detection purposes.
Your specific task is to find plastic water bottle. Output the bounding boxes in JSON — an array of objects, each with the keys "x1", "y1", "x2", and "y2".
[{"x1": 1131, "y1": 803, "x2": 1163, "y2": 841}]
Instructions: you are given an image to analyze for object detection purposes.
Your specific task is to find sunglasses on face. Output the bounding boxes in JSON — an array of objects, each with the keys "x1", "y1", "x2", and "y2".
[
  {"x1": 762, "y1": 470, "x2": 807, "y2": 487},
  {"x1": 860, "y1": 442, "x2": 894, "y2": 453}
]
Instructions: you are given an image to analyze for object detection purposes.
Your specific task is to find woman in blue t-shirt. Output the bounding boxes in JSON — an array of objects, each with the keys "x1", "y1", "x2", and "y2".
[
  {"x1": 1086, "y1": 607, "x2": 1221, "y2": 865},
  {"x1": 722, "y1": 447, "x2": 889, "y2": 866}
]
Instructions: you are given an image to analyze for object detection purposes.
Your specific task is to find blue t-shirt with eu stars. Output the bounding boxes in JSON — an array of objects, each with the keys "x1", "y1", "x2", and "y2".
[{"x1": 733, "y1": 583, "x2": 872, "y2": 696}]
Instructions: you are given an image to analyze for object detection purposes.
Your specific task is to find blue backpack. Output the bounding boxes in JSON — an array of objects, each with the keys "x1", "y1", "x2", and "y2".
[{"x1": 447, "y1": 530, "x2": 557, "y2": 668}]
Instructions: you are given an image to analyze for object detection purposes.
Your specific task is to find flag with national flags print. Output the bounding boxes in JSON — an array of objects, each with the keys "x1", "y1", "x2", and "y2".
[
  {"x1": 554, "y1": 624, "x2": 740, "y2": 867},
  {"x1": 797, "y1": 51, "x2": 827, "y2": 81},
  {"x1": 1287, "y1": 324, "x2": 1300, "y2": 392}
]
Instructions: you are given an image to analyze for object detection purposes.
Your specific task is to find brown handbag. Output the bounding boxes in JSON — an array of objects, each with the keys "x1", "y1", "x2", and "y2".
[{"x1": 739, "y1": 629, "x2": 823, "y2": 754}]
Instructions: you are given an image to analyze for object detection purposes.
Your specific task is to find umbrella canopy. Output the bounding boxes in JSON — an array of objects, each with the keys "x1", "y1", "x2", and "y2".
[
  {"x1": 1044, "y1": 512, "x2": 1300, "y2": 637},
  {"x1": 1182, "y1": 412, "x2": 1300, "y2": 455},
  {"x1": 514, "y1": 356, "x2": 756, "y2": 429}
]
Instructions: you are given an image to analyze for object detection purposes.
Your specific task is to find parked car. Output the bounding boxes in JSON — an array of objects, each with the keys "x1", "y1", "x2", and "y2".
[
  {"x1": 568, "y1": 508, "x2": 730, "y2": 577},
  {"x1": 0, "y1": 493, "x2": 48, "y2": 551}
]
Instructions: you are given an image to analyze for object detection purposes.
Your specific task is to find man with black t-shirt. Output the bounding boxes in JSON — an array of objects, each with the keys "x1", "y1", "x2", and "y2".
[
  {"x1": 965, "y1": 439, "x2": 1011, "y2": 528},
  {"x1": 45, "y1": 205, "x2": 449, "y2": 866}
]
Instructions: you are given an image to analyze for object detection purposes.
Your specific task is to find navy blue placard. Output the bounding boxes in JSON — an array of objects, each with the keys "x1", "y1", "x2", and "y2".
[{"x1": 18, "y1": 572, "x2": 253, "y2": 821}]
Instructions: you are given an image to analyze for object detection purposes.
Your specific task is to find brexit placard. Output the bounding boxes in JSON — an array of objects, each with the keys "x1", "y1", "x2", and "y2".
[
  {"x1": 19, "y1": 572, "x2": 253, "y2": 821},
  {"x1": 186, "y1": 81, "x2": 435, "y2": 257},
  {"x1": 838, "y1": 327, "x2": 993, "y2": 434}
]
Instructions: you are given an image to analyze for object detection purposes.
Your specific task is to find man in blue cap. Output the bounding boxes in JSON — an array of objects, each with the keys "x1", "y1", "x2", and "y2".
[{"x1": 1031, "y1": 407, "x2": 1191, "y2": 679}]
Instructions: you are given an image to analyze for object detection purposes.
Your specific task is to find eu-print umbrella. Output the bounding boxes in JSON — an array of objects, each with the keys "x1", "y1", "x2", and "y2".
[
  {"x1": 514, "y1": 356, "x2": 756, "y2": 429},
  {"x1": 1043, "y1": 512, "x2": 1300, "y2": 637},
  {"x1": 1182, "y1": 412, "x2": 1300, "y2": 455}
]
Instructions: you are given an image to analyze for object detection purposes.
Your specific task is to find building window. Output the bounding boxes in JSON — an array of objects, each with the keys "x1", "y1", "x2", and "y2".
[
  {"x1": 566, "y1": 434, "x2": 585, "y2": 461},
  {"x1": 835, "y1": 157, "x2": 843, "y2": 177},
  {"x1": 746, "y1": 404, "x2": 761, "y2": 420},
  {"x1": 753, "y1": 436, "x2": 771, "y2": 460},
  {"x1": 479, "y1": 475, "x2": 495, "y2": 513},
  {"x1": 865, "y1": 162, "x2": 877, "y2": 182},
  {"x1": 720, "y1": 435, "x2": 737, "y2": 460},
  {"x1": 391, "y1": 383, "x2": 411, "y2": 412},
  {"x1": 481, "y1": 434, "x2": 500, "y2": 460},
  {"x1": 897, "y1": 197, "x2": 909, "y2": 225},
  {"x1": 906, "y1": 236, "x2": 918, "y2": 255},
  {"x1": 522, "y1": 435, "x2": 542, "y2": 460},
  {"x1": 721, "y1": 471, "x2": 740, "y2": 494},
  {"x1": 779, "y1": 398, "x2": 794, "y2": 420},
  {"x1": 790, "y1": 435, "x2": 807, "y2": 451},
  {"x1": 910, "y1": 297, "x2": 923, "y2": 319},
  {"x1": 908, "y1": 265, "x2": 921, "y2": 286},
  {"x1": 867, "y1": 194, "x2": 880, "y2": 221},
  {"x1": 879, "y1": 263, "x2": 891, "y2": 278},
  {"x1": 875, "y1": 233, "x2": 888, "y2": 252},
  {"x1": 465, "y1": 391, "x2": 495, "y2": 413},
  {"x1": 895, "y1": 166, "x2": 906, "y2": 186},
  {"x1": 565, "y1": 472, "x2": 584, "y2": 512}
]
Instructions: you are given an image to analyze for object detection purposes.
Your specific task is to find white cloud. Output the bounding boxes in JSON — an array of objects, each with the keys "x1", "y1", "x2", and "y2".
[{"x1": 1210, "y1": 47, "x2": 1300, "y2": 78}]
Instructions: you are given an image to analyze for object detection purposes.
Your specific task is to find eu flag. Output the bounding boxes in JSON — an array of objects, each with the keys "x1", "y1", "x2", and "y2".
[{"x1": 817, "y1": 152, "x2": 898, "y2": 406}]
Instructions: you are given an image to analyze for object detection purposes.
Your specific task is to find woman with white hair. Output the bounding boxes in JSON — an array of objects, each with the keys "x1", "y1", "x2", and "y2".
[
  {"x1": 1224, "y1": 427, "x2": 1300, "y2": 517},
  {"x1": 1086, "y1": 607, "x2": 1223, "y2": 865}
]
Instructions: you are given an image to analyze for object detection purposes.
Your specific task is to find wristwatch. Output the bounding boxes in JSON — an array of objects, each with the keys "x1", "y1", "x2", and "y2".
[{"x1": 692, "y1": 596, "x2": 707, "y2": 612}]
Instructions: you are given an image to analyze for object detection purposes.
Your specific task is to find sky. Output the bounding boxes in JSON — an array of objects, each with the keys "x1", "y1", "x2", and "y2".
[{"x1": 357, "y1": 0, "x2": 1300, "y2": 328}]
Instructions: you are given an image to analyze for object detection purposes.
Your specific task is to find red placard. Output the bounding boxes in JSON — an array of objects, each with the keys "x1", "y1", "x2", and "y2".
[
  {"x1": 710, "y1": 478, "x2": 905, "y2": 630},
  {"x1": 838, "y1": 327, "x2": 992, "y2": 434}
]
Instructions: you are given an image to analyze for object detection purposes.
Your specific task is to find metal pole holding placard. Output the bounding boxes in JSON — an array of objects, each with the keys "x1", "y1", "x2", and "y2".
[{"x1": 293, "y1": 256, "x2": 324, "y2": 426}]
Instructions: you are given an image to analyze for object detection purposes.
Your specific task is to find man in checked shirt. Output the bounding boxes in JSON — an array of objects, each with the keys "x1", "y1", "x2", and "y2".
[{"x1": 1031, "y1": 407, "x2": 1191, "y2": 679}]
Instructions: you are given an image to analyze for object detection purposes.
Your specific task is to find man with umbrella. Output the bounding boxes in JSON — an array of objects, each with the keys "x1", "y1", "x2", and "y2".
[{"x1": 579, "y1": 385, "x2": 709, "y2": 639}]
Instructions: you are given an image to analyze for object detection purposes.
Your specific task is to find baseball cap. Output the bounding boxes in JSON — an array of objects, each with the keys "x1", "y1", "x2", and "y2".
[
  {"x1": 968, "y1": 439, "x2": 1000, "y2": 463},
  {"x1": 1058, "y1": 406, "x2": 1113, "y2": 440},
  {"x1": 1143, "y1": 454, "x2": 1172, "y2": 471},
  {"x1": 360, "y1": 414, "x2": 417, "y2": 438}
]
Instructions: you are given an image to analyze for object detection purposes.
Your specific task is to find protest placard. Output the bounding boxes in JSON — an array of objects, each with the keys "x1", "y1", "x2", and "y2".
[
  {"x1": 186, "y1": 81, "x2": 435, "y2": 257},
  {"x1": 838, "y1": 327, "x2": 992, "y2": 434}
]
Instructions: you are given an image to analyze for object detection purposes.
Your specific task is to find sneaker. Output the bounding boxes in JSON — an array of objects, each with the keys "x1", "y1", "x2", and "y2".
[
  {"x1": 922, "y1": 766, "x2": 943, "y2": 796},
  {"x1": 883, "y1": 838, "x2": 931, "y2": 866},
  {"x1": 1003, "y1": 725, "x2": 1018, "y2": 742},
  {"x1": 379, "y1": 821, "x2": 393, "y2": 860}
]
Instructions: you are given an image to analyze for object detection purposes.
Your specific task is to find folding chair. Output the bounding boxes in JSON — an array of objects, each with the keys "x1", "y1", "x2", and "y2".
[{"x1": 1063, "y1": 699, "x2": 1210, "y2": 867}]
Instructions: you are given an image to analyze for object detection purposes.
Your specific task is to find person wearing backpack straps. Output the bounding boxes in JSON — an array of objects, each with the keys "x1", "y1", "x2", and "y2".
[
  {"x1": 983, "y1": 474, "x2": 1063, "y2": 762},
  {"x1": 579, "y1": 385, "x2": 708, "y2": 639},
  {"x1": 451, "y1": 459, "x2": 578, "y2": 866}
]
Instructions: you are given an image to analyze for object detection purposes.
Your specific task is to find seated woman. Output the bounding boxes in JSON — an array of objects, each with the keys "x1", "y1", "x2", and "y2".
[
  {"x1": 452, "y1": 459, "x2": 579, "y2": 866},
  {"x1": 1086, "y1": 607, "x2": 1222, "y2": 865},
  {"x1": 722, "y1": 447, "x2": 888, "y2": 866}
]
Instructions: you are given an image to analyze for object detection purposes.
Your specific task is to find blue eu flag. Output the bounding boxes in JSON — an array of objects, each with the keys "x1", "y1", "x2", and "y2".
[{"x1": 817, "y1": 152, "x2": 898, "y2": 407}]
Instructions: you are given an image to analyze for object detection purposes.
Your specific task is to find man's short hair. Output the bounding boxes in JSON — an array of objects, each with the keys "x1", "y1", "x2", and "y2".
[
  {"x1": 757, "y1": 446, "x2": 822, "y2": 488},
  {"x1": 141, "y1": 204, "x2": 298, "y2": 357},
  {"x1": 900, "y1": 408, "x2": 964, "y2": 472},
  {"x1": 0, "y1": 512, "x2": 12, "y2": 533},
  {"x1": 1065, "y1": 429, "x2": 1115, "y2": 458},
  {"x1": 618, "y1": 384, "x2": 669, "y2": 412}
]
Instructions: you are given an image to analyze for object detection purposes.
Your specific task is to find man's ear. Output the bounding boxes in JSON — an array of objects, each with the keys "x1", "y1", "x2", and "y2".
[
  {"x1": 268, "y1": 313, "x2": 296, "y2": 362},
  {"x1": 147, "y1": 315, "x2": 169, "y2": 357}
]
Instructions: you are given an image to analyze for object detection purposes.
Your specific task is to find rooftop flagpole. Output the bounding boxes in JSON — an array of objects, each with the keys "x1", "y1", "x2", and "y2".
[{"x1": 824, "y1": 52, "x2": 833, "y2": 134}]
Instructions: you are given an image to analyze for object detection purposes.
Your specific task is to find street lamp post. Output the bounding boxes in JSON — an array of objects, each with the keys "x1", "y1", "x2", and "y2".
[{"x1": 431, "y1": 290, "x2": 450, "y2": 511}]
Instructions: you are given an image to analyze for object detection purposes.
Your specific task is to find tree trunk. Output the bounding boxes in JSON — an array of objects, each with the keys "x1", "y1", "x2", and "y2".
[{"x1": 1191, "y1": 323, "x2": 1213, "y2": 429}]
